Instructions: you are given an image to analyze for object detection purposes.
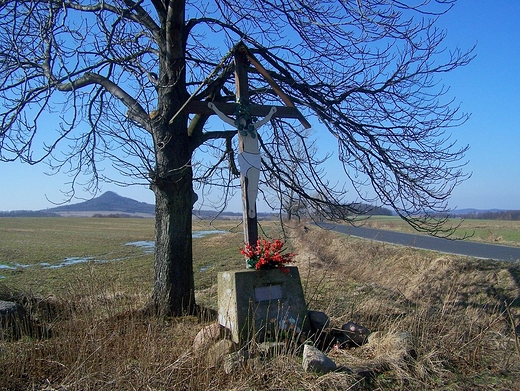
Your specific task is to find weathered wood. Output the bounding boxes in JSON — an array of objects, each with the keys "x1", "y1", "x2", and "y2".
[
  {"x1": 244, "y1": 49, "x2": 312, "y2": 129},
  {"x1": 234, "y1": 48, "x2": 259, "y2": 247},
  {"x1": 183, "y1": 100, "x2": 304, "y2": 119}
]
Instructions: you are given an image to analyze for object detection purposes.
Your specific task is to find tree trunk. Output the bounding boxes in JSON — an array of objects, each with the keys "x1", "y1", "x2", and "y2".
[
  {"x1": 149, "y1": 109, "x2": 195, "y2": 316},
  {"x1": 150, "y1": 168, "x2": 195, "y2": 316}
]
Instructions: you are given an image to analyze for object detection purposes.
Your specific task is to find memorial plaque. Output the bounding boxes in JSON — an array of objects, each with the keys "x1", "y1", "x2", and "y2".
[
  {"x1": 254, "y1": 284, "x2": 283, "y2": 302},
  {"x1": 218, "y1": 267, "x2": 310, "y2": 344}
]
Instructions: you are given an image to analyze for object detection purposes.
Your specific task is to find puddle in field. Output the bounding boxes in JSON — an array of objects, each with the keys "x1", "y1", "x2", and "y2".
[
  {"x1": 0, "y1": 264, "x2": 15, "y2": 279},
  {"x1": 0, "y1": 263, "x2": 30, "y2": 270},
  {"x1": 47, "y1": 257, "x2": 100, "y2": 268},
  {"x1": 0, "y1": 257, "x2": 109, "y2": 275},
  {"x1": 192, "y1": 230, "x2": 226, "y2": 239},
  {"x1": 0, "y1": 229, "x2": 226, "y2": 276},
  {"x1": 0, "y1": 266, "x2": 19, "y2": 279},
  {"x1": 125, "y1": 241, "x2": 155, "y2": 254},
  {"x1": 0, "y1": 264, "x2": 16, "y2": 270},
  {"x1": 126, "y1": 230, "x2": 226, "y2": 254}
]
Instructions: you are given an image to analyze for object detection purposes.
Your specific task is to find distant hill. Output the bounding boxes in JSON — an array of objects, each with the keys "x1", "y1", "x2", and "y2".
[
  {"x1": 43, "y1": 192, "x2": 246, "y2": 218},
  {"x1": 4, "y1": 191, "x2": 513, "y2": 220},
  {"x1": 450, "y1": 208, "x2": 506, "y2": 215},
  {"x1": 429, "y1": 208, "x2": 520, "y2": 221},
  {"x1": 348, "y1": 203, "x2": 393, "y2": 216},
  {"x1": 2, "y1": 191, "x2": 251, "y2": 218},
  {"x1": 450, "y1": 209, "x2": 520, "y2": 220},
  {"x1": 45, "y1": 191, "x2": 155, "y2": 216},
  {"x1": 1, "y1": 191, "x2": 248, "y2": 218},
  {"x1": 0, "y1": 210, "x2": 61, "y2": 218}
]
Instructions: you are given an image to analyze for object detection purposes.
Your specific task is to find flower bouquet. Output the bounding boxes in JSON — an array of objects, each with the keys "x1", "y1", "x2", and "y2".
[{"x1": 241, "y1": 238, "x2": 294, "y2": 273}]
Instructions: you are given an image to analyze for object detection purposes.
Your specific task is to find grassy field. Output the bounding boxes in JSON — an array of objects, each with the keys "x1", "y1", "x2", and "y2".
[{"x1": 1, "y1": 217, "x2": 519, "y2": 390}]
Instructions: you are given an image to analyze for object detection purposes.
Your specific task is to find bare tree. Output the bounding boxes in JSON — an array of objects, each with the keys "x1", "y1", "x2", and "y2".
[
  {"x1": 265, "y1": 124, "x2": 320, "y2": 222},
  {"x1": 0, "y1": 0, "x2": 473, "y2": 316}
]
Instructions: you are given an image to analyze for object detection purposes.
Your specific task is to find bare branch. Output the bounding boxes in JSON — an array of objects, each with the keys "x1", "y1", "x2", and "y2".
[{"x1": 1, "y1": 0, "x2": 473, "y2": 236}]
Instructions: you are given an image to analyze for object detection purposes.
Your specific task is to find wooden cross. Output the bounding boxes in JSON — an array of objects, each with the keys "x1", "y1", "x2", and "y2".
[{"x1": 183, "y1": 42, "x2": 310, "y2": 249}]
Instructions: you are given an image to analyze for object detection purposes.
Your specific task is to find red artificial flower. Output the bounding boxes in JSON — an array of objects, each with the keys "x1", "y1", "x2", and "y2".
[{"x1": 242, "y1": 238, "x2": 295, "y2": 272}]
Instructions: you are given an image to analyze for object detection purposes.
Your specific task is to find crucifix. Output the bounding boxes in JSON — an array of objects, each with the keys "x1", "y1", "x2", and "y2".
[
  {"x1": 207, "y1": 102, "x2": 276, "y2": 219},
  {"x1": 182, "y1": 42, "x2": 310, "y2": 250}
]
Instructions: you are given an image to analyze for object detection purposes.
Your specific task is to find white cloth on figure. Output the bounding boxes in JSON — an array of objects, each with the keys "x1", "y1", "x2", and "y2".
[{"x1": 238, "y1": 151, "x2": 262, "y2": 177}]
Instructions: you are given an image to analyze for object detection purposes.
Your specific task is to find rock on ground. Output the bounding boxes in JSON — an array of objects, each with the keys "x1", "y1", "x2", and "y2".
[
  {"x1": 207, "y1": 339, "x2": 237, "y2": 367},
  {"x1": 0, "y1": 300, "x2": 28, "y2": 340},
  {"x1": 308, "y1": 310, "x2": 330, "y2": 331},
  {"x1": 193, "y1": 322, "x2": 225, "y2": 351},
  {"x1": 302, "y1": 344, "x2": 337, "y2": 374}
]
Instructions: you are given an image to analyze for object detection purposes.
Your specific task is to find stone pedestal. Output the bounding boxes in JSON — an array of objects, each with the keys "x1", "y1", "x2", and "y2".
[{"x1": 218, "y1": 267, "x2": 310, "y2": 344}]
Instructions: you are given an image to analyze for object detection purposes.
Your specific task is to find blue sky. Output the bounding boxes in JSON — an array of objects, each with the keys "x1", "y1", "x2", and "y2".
[
  {"x1": 436, "y1": 0, "x2": 520, "y2": 210},
  {"x1": 1, "y1": 0, "x2": 519, "y2": 212}
]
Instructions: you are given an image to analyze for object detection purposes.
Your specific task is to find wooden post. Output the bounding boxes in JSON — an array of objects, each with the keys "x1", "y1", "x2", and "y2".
[{"x1": 234, "y1": 47, "x2": 259, "y2": 247}]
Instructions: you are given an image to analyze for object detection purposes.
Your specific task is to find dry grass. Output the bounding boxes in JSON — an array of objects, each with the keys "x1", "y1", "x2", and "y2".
[
  {"x1": 291, "y1": 224, "x2": 520, "y2": 389},
  {"x1": 1, "y1": 219, "x2": 519, "y2": 390}
]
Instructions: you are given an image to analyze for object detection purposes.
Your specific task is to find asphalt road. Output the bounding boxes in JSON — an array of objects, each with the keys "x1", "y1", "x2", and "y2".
[{"x1": 317, "y1": 222, "x2": 520, "y2": 262}]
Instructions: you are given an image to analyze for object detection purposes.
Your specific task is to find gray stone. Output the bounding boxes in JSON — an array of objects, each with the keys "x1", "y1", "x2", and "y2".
[
  {"x1": 193, "y1": 322, "x2": 223, "y2": 351},
  {"x1": 308, "y1": 310, "x2": 330, "y2": 331},
  {"x1": 257, "y1": 341, "x2": 286, "y2": 357},
  {"x1": 207, "y1": 339, "x2": 237, "y2": 367},
  {"x1": 223, "y1": 350, "x2": 249, "y2": 374},
  {"x1": 367, "y1": 330, "x2": 382, "y2": 344},
  {"x1": 302, "y1": 344, "x2": 337, "y2": 374},
  {"x1": 394, "y1": 331, "x2": 414, "y2": 356},
  {"x1": 0, "y1": 300, "x2": 28, "y2": 340},
  {"x1": 0, "y1": 300, "x2": 26, "y2": 318},
  {"x1": 218, "y1": 267, "x2": 310, "y2": 344},
  {"x1": 340, "y1": 321, "x2": 371, "y2": 346}
]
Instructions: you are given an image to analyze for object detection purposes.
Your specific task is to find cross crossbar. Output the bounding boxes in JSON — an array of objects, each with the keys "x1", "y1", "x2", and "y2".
[{"x1": 183, "y1": 100, "x2": 305, "y2": 120}]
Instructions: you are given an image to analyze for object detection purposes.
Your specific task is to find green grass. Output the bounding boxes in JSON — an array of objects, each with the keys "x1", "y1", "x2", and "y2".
[
  {"x1": 0, "y1": 217, "x2": 285, "y2": 297},
  {"x1": 0, "y1": 217, "x2": 155, "y2": 265},
  {"x1": 0, "y1": 218, "x2": 155, "y2": 295}
]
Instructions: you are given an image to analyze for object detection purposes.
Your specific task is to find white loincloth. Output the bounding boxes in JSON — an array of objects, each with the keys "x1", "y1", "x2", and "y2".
[{"x1": 238, "y1": 151, "x2": 262, "y2": 177}]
